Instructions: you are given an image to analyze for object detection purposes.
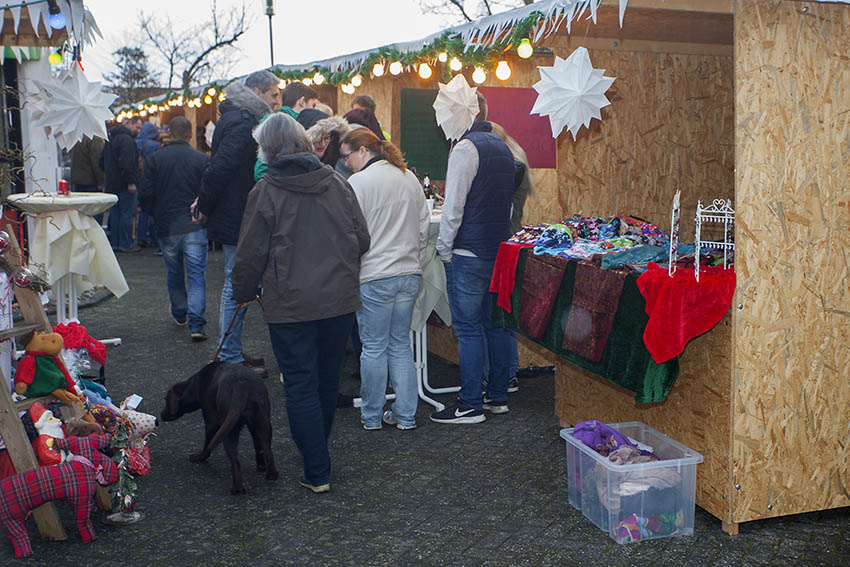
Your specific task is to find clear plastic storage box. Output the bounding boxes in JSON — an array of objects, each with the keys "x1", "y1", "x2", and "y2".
[{"x1": 560, "y1": 422, "x2": 703, "y2": 544}]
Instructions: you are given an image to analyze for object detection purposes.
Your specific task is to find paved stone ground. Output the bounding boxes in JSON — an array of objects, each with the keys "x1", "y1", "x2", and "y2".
[{"x1": 4, "y1": 248, "x2": 849, "y2": 566}]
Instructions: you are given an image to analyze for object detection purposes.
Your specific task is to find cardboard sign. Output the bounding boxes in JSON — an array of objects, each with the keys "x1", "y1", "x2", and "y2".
[{"x1": 478, "y1": 86, "x2": 557, "y2": 169}]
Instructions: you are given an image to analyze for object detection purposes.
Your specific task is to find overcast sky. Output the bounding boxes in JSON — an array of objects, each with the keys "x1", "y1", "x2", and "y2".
[{"x1": 83, "y1": 0, "x2": 450, "y2": 84}]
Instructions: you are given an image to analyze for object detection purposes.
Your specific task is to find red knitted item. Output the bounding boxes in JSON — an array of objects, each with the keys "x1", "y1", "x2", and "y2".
[
  {"x1": 52, "y1": 322, "x2": 107, "y2": 365},
  {"x1": 489, "y1": 242, "x2": 532, "y2": 313}
]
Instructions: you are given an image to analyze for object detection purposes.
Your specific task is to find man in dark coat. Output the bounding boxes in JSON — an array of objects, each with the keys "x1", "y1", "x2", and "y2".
[
  {"x1": 70, "y1": 135, "x2": 106, "y2": 224},
  {"x1": 101, "y1": 115, "x2": 143, "y2": 252},
  {"x1": 196, "y1": 70, "x2": 279, "y2": 375},
  {"x1": 139, "y1": 117, "x2": 211, "y2": 341}
]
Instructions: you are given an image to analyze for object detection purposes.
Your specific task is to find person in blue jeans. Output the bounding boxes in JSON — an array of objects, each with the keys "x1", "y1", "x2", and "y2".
[
  {"x1": 138, "y1": 117, "x2": 210, "y2": 340},
  {"x1": 100, "y1": 116, "x2": 143, "y2": 252},
  {"x1": 340, "y1": 128, "x2": 430, "y2": 430},
  {"x1": 432, "y1": 91, "x2": 517, "y2": 424},
  {"x1": 232, "y1": 113, "x2": 369, "y2": 494},
  {"x1": 196, "y1": 70, "x2": 280, "y2": 376}
]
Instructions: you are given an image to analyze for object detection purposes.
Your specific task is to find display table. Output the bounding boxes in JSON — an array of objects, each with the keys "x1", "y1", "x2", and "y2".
[{"x1": 6, "y1": 193, "x2": 129, "y2": 328}]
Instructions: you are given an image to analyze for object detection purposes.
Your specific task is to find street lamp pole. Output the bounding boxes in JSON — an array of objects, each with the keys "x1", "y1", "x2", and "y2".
[{"x1": 265, "y1": 0, "x2": 275, "y2": 67}]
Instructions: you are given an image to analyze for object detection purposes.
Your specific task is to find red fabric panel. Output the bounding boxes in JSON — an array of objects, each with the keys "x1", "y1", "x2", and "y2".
[
  {"x1": 637, "y1": 263, "x2": 736, "y2": 364},
  {"x1": 489, "y1": 242, "x2": 531, "y2": 312},
  {"x1": 519, "y1": 254, "x2": 569, "y2": 338}
]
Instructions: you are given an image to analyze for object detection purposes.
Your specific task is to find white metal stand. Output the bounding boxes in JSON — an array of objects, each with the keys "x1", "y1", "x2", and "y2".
[
  {"x1": 694, "y1": 199, "x2": 735, "y2": 282},
  {"x1": 352, "y1": 323, "x2": 455, "y2": 412}
]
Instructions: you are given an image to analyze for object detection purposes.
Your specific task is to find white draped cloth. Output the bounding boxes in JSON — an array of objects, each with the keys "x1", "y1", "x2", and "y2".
[
  {"x1": 6, "y1": 193, "x2": 129, "y2": 298},
  {"x1": 411, "y1": 213, "x2": 451, "y2": 331}
]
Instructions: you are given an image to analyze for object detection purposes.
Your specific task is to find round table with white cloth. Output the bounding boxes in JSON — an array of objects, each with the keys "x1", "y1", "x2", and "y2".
[{"x1": 5, "y1": 192, "x2": 129, "y2": 323}]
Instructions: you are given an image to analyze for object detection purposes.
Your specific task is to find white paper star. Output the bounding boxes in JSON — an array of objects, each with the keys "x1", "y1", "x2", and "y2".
[
  {"x1": 432, "y1": 74, "x2": 479, "y2": 141},
  {"x1": 26, "y1": 66, "x2": 117, "y2": 150},
  {"x1": 530, "y1": 47, "x2": 615, "y2": 140}
]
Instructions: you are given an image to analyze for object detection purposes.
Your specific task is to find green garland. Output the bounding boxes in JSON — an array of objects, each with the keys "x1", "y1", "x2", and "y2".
[{"x1": 117, "y1": 11, "x2": 544, "y2": 114}]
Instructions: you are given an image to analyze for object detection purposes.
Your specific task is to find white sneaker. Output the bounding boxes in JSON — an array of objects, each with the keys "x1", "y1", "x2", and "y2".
[{"x1": 382, "y1": 410, "x2": 416, "y2": 430}]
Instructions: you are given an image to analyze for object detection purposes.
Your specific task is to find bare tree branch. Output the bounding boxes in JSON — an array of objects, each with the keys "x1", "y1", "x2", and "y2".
[{"x1": 418, "y1": 0, "x2": 532, "y2": 25}]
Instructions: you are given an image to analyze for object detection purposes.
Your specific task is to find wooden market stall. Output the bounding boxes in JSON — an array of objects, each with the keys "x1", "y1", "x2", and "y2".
[{"x1": 333, "y1": 0, "x2": 848, "y2": 534}]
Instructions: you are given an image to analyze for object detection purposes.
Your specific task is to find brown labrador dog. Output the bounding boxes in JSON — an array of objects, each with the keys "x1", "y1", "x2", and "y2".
[{"x1": 161, "y1": 362, "x2": 278, "y2": 494}]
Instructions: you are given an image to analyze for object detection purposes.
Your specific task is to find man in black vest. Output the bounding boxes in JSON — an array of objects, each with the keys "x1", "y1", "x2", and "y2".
[{"x1": 432, "y1": 93, "x2": 516, "y2": 424}]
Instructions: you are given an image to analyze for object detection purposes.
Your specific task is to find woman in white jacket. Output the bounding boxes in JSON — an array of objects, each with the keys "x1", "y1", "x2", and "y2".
[{"x1": 340, "y1": 129, "x2": 430, "y2": 430}]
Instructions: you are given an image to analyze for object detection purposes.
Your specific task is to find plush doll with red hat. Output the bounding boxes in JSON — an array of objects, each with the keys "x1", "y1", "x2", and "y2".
[{"x1": 29, "y1": 402, "x2": 67, "y2": 467}]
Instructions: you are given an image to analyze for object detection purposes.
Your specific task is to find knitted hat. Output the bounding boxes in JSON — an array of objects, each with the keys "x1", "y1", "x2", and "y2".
[{"x1": 29, "y1": 402, "x2": 52, "y2": 430}]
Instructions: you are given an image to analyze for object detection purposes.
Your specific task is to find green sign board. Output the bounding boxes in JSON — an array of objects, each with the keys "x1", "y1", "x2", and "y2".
[{"x1": 399, "y1": 88, "x2": 450, "y2": 180}]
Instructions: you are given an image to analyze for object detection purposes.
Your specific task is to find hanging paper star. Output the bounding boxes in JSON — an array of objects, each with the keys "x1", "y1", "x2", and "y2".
[
  {"x1": 26, "y1": 66, "x2": 117, "y2": 150},
  {"x1": 432, "y1": 74, "x2": 480, "y2": 141},
  {"x1": 530, "y1": 46, "x2": 615, "y2": 140}
]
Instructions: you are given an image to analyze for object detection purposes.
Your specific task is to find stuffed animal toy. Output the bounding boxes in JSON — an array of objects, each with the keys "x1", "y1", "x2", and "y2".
[
  {"x1": 0, "y1": 433, "x2": 118, "y2": 558},
  {"x1": 14, "y1": 331, "x2": 83, "y2": 408},
  {"x1": 29, "y1": 402, "x2": 66, "y2": 467}
]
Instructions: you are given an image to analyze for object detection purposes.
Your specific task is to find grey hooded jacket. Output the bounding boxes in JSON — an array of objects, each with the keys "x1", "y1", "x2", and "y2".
[
  {"x1": 197, "y1": 81, "x2": 271, "y2": 245},
  {"x1": 231, "y1": 153, "x2": 370, "y2": 324}
]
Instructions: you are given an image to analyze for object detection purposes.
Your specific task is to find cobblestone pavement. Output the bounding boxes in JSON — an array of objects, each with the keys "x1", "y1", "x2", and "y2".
[{"x1": 4, "y1": 248, "x2": 848, "y2": 566}]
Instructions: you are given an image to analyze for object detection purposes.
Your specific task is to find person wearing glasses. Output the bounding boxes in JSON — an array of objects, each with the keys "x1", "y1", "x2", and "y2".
[{"x1": 339, "y1": 129, "x2": 429, "y2": 431}]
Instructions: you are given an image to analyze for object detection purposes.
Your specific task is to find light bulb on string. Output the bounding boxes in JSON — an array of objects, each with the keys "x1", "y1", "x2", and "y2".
[
  {"x1": 193, "y1": 98, "x2": 201, "y2": 106},
  {"x1": 449, "y1": 57, "x2": 462, "y2": 72},
  {"x1": 204, "y1": 95, "x2": 213, "y2": 104},
  {"x1": 47, "y1": 1, "x2": 66, "y2": 30},
  {"x1": 472, "y1": 67, "x2": 487, "y2": 84},
  {"x1": 495, "y1": 60, "x2": 512, "y2": 81},
  {"x1": 389, "y1": 61, "x2": 403, "y2": 75},
  {"x1": 418, "y1": 63, "x2": 432, "y2": 80},
  {"x1": 278, "y1": 79, "x2": 286, "y2": 88},
  {"x1": 341, "y1": 83, "x2": 355, "y2": 95},
  {"x1": 207, "y1": 87, "x2": 216, "y2": 96},
  {"x1": 303, "y1": 78, "x2": 313, "y2": 86},
  {"x1": 313, "y1": 72, "x2": 325, "y2": 85},
  {"x1": 48, "y1": 51, "x2": 62, "y2": 65},
  {"x1": 517, "y1": 38, "x2": 533, "y2": 59},
  {"x1": 372, "y1": 63, "x2": 385, "y2": 77},
  {"x1": 218, "y1": 92, "x2": 225, "y2": 102},
  {"x1": 140, "y1": 111, "x2": 147, "y2": 117},
  {"x1": 438, "y1": 52, "x2": 448, "y2": 63},
  {"x1": 351, "y1": 74, "x2": 362, "y2": 87}
]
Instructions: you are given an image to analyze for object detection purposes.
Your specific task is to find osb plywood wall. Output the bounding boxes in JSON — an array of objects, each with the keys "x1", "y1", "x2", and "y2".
[
  {"x1": 533, "y1": 37, "x2": 735, "y2": 235},
  {"x1": 733, "y1": 0, "x2": 850, "y2": 523},
  {"x1": 554, "y1": 315, "x2": 733, "y2": 522}
]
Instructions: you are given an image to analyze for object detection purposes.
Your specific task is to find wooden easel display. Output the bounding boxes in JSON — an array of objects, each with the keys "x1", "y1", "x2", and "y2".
[{"x1": 0, "y1": 223, "x2": 110, "y2": 542}]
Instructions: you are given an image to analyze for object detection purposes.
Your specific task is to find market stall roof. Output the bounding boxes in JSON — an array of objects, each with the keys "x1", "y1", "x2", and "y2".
[{"x1": 0, "y1": 0, "x2": 100, "y2": 49}]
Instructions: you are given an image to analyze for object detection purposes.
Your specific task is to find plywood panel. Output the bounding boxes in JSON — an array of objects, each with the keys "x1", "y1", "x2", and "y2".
[
  {"x1": 535, "y1": 39, "x2": 734, "y2": 237},
  {"x1": 554, "y1": 314, "x2": 734, "y2": 523},
  {"x1": 733, "y1": 0, "x2": 850, "y2": 524},
  {"x1": 427, "y1": 324, "x2": 560, "y2": 369}
]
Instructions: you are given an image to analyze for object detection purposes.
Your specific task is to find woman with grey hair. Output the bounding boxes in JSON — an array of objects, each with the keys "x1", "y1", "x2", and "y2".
[{"x1": 231, "y1": 112, "x2": 370, "y2": 494}]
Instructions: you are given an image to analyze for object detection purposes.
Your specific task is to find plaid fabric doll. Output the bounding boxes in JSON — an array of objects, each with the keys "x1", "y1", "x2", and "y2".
[{"x1": 0, "y1": 434, "x2": 118, "y2": 558}]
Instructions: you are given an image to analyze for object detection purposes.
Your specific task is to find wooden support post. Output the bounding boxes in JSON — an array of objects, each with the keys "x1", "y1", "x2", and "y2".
[{"x1": 722, "y1": 521, "x2": 739, "y2": 536}]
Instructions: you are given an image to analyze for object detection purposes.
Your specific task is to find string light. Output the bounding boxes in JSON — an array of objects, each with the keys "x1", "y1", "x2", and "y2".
[
  {"x1": 47, "y1": 1, "x2": 66, "y2": 30},
  {"x1": 495, "y1": 60, "x2": 512, "y2": 81},
  {"x1": 313, "y1": 72, "x2": 325, "y2": 85},
  {"x1": 278, "y1": 79, "x2": 286, "y2": 88},
  {"x1": 517, "y1": 38, "x2": 533, "y2": 59},
  {"x1": 207, "y1": 87, "x2": 216, "y2": 96},
  {"x1": 218, "y1": 92, "x2": 226, "y2": 102},
  {"x1": 351, "y1": 74, "x2": 362, "y2": 87},
  {"x1": 449, "y1": 57, "x2": 462, "y2": 72},
  {"x1": 341, "y1": 83, "x2": 355, "y2": 95},
  {"x1": 438, "y1": 52, "x2": 448, "y2": 63},
  {"x1": 472, "y1": 67, "x2": 486, "y2": 84},
  {"x1": 204, "y1": 95, "x2": 213, "y2": 104},
  {"x1": 48, "y1": 51, "x2": 62, "y2": 65},
  {"x1": 372, "y1": 63, "x2": 385, "y2": 77},
  {"x1": 389, "y1": 61, "x2": 403, "y2": 75},
  {"x1": 193, "y1": 98, "x2": 201, "y2": 106},
  {"x1": 418, "y1": 63, "x2": 432, "y2": 80},
  {"x1": 140, "y1": 111, "x2": 147, "y2": 117},
  {"x1": 303, "y1": 78, "x2": 313, "y2": 86}
]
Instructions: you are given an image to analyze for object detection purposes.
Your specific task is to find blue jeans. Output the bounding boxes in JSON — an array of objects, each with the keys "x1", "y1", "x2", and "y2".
[
  {"x1": 218, "y1": 244, "x2": 247, "y2": 363},
  {"x1": 444, "y1": 254, "x2": 513, "y2": 409},
  {"x1": 268, "y1": 312, "x2": 355, "y2": 485},
  {"x1": 137, "y1": 209, "x2": 158, "y2": 245},
  {"x1": 108, "y1": 189, "x2": 137, "y2": 250},
  {"x1": 160, "y1": 229, "x2": 208, "y2": 332},
  {"x1": 357, "y1": 274, "x2": 422, "y2": 428}
]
